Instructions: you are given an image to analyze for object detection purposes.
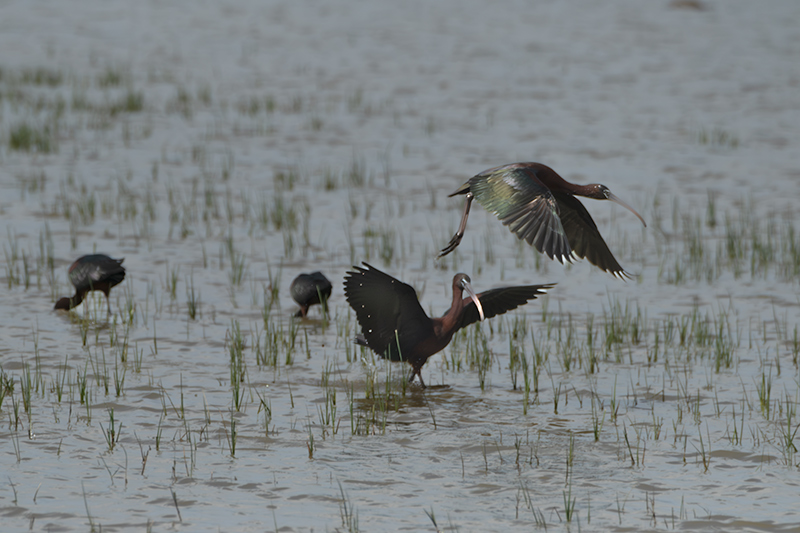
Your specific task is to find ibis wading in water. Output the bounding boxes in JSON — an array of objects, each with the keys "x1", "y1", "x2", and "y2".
[
  {"x1": 344, "y1": 262, "x2": 553, "y2": 387},
  {"x1": 54, "y1": 255, "x2": 126, "y2": 314},
  {"x1": 439, "y1": 162, "x2": 646, "y2": 279},
  {"x1": 290, "y1": 271, "x2": 332, "y2": 318}
]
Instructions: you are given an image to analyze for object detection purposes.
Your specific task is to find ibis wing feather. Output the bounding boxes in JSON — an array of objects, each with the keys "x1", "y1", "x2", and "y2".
[
  {"x1": 344, "y1": 263, "x2": 435, "y2": 362},
  {"x1": 469, "y1": 166, "x2": 572, "y2": 263},
  {"x1": 68, "y1": 255, "x2": 126, "y2": 291},
  {"x1": 457, "y1": 284, "x2": 554, "y2": 330},
  {"x1": 552, "y1": 192, "x2": 630, "y2": 278}
]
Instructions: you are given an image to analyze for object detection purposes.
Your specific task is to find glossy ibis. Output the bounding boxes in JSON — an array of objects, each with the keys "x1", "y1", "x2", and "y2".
[
  {"x1": 439, "y1": 162, "x2": 646, "y2": 279},
  {"x1": 54, "y1": 254, "x2": 126, "y2": 314},
  {"x1": 290, "y1": 271, "x2": 332, "y2": 317},
  {"x1": 344, "y1": 262, "x2": 553, "y2": 387}
]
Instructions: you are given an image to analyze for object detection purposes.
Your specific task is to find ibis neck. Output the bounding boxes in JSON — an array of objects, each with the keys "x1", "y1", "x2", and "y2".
[
  {"x1": 67, "y1": 291, "x2": 86, "y2": 309},
  {"x1": 438, "y1": 286, "x2": 464, "y2": 338},
  {"x1": 568, "y1": 183, "x2": 599, "y2": 197},
  {"x1": 529, "y1": 164, "x2": 580, "y2": 194},
  {"x1": 545, "y1": 175, "x2": 595, "y2": 196}
]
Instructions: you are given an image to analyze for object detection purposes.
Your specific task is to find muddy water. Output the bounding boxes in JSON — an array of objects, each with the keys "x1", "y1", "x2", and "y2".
[{"x1": 1, "y1": 0, "x2": 800, "y2": 531}]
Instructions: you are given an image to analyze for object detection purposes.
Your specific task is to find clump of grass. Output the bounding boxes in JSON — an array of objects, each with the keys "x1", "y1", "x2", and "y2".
[
  {"x1": 591, "y1": 397, "x2": 605, "y2": 441},
  {"x1": 16, "y1": 170, "x2": 47, "y2": 196},
  {"x1": 563, "y1": 481, "x2": 577, "y2": 523},
  {"x1": 237, "y1": 96, "x2": 261, "y2": 116},
  {"x1": 8, "y1": 122, "x2": 56, "y2": 153},
  {"x1": 99, "y1": 408, "x2": 120, "y2": 451},
  {"x1": 284, "y1": 94, "x2": 304, "y2": 113},
  {"x1": 224, "y1": 413, "x2": 237, "y2": 458},
  {"x1": 227, "y1": 319, "x2": 247, "y2": 411},
  {"x1": 337, "y1": 481, "x2": 359, "y2": 532},
  {"x1": 274, "y1": 168, "x2": 299, "y2": 191},
  {"x1": 224, "y1": 233, "x2": 247, "y2": 287},
  {"x1": 698, "y1": 127, "x2": 739, "y2": 148},
  {"x1": 109, "y1": 90, "x2": 144, "y2": 115},
  {"x1": 518, "y1": 481, "x2": 547, "y2": 526},
  {"x1": 270, "y1": 194, "x2": 298, "y2": 231},
  {"x1": 166, "y1": 263, "x2": 180, "y2": 300},
  {"x1": 0, "y1": 370, "x2": 14, "y2": 413},
  {"x1": 658, "y1": 199, "x2": 800, "y2": 284},
  {"x1": 706, "y1": 190, "x2": 717, "y2": 229},
  {"x1": 19, "y1": 67, "x2": 63, "y2": 86},
  {"x1": 166, "y1": 86, "x2": 193, "y2": 119},
  {"x1": 97, "y1": 67, "x2": 125, "y2": 87},
  {"x1": 778, "y1": 392, "x2": 799, "y2": 465},
  {"x1": 186, "y1": 274, "x2": 200, "y2": 320},
  {"x1": 601, "y1": 296, "x2": 645, "y2": 357},
  {"x1": 322, "y1": 168, "x2": 339, "y2": 191},
  {"x1": 318, "y1": 363, "x2": 339, "y2": 436},
  {"x1": 755, "y1": 367, "x2": 773, "y2": 420},
  {"x1": 237, "y1": 95, "x2": 275, "y2": 115},
  {"x1": 257, "y1": 389, "x2": 273, "y2": 437},
  {"x1": 348, "y1": 156, "x2": 368, "y2": 187},
  {"x1": 4, "y1": 229, "x2": 24, "y2": 289},
  {"x1": 361, "y1": 225, "x2": 399, "y2": 266},
  {"x1": 462, "y1": 324, "x2": 493, "y2": 390}
]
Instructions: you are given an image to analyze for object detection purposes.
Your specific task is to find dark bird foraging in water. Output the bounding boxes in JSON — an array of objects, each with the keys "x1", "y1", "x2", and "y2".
[
  {"x1": 439, "y1": 162, "x2": 647, "y2": 279},
  {"x1": 344, "y1": 262, "x2": 553, "y2": 387},
  {"x1": 54, "y1": 255, "x2": 126, "y2": 314},
  {"x1": 290, "y1": 271, "x2": 332, "y2": 318}
]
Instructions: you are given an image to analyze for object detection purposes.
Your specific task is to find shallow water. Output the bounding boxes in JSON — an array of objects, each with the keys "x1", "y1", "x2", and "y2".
[{"x1": 1, "y1": 0, "x2": 800, "y2": 531}]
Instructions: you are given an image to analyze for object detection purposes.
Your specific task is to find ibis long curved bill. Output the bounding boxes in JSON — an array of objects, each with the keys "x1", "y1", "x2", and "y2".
[
  {"x1": 460, "y1": 277, "x2": 484, "y2": 321},
  {"x1": 606, "y1": 192, "x2": 647, "y2": 228}
]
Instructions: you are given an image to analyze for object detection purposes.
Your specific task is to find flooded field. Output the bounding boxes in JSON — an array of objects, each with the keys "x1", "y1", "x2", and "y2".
[{"x1": 1, "y1": 0, "x2": 799, "y2": 531}]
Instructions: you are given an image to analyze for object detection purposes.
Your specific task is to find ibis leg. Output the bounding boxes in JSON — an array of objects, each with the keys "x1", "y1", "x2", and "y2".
[
  {"x1": 410, "y1": 368, "x2": 427, "y2": 388},
  {"x1": 438, "y1": 193, "x2": 474, "y2": 258}
]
